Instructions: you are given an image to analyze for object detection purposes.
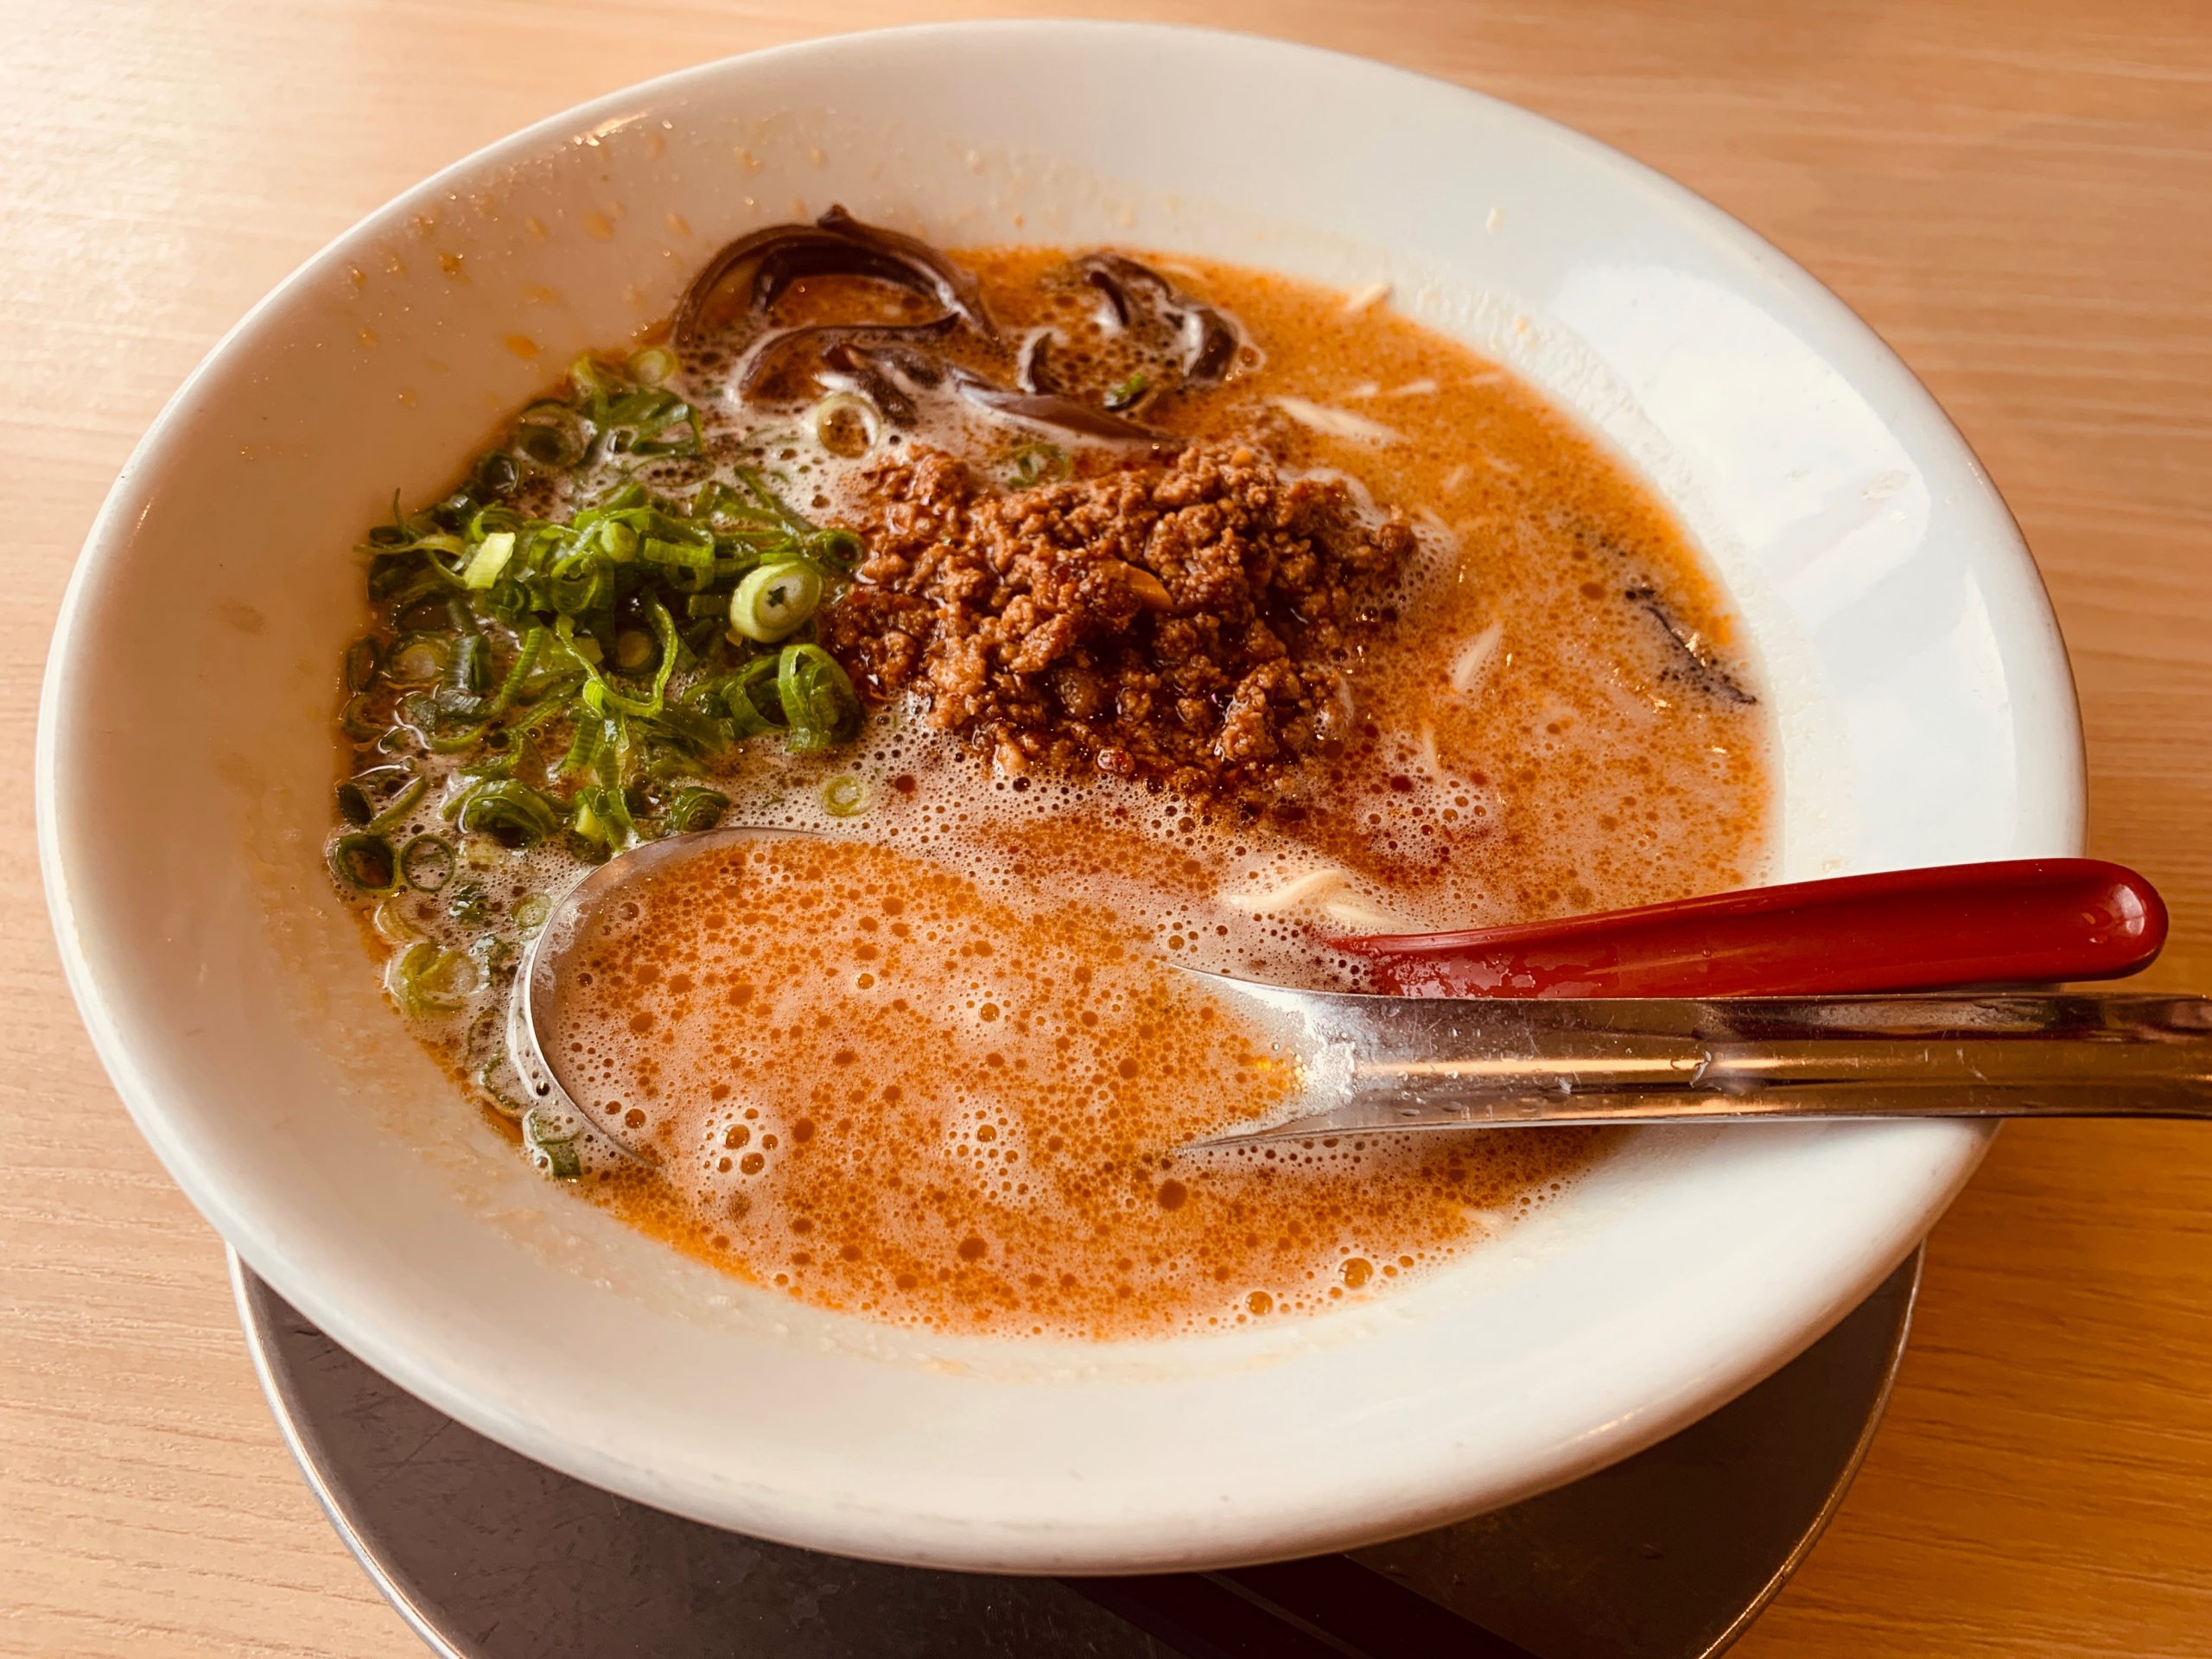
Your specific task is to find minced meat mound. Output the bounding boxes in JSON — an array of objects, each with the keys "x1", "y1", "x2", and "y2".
[{"x1": 820, "y1": 444, "x2": 1415, "y2": 795}]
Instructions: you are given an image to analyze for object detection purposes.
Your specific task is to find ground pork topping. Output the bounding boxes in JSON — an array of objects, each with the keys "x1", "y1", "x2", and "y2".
[{"x1": 820, "y1": 444, "x2": 1416, "y2": 793}]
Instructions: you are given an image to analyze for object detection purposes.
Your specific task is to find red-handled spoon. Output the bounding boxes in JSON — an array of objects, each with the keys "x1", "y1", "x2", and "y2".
[{"x1": 1331, "y1": 859, "x2": 2166, "y2": 1000}]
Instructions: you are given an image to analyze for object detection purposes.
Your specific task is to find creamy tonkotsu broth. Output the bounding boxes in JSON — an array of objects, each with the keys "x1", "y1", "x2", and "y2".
[{"x1": 327, "y1": 210, "x2": 1772, "y2": 1339}]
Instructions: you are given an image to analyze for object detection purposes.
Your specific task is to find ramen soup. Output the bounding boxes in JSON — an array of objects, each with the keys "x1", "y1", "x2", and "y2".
[{"x1": 328, "y1": 208, "x2": 1772, "y2": 1339}]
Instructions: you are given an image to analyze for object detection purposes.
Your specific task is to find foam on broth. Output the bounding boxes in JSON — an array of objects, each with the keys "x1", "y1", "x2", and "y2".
[{"x1": 550, "y1": 836, "x2": 1580, "y2": 1338}]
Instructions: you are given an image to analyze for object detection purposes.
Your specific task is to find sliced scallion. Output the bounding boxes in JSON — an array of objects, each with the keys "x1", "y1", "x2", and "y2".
[
  {"x1": 385, "y1": 633, "x2": 452, "y2": 685},
  {"x1": 1008, "y1": 442, "x2": 1071, "y2": 487},
  {"x1": 512, "y1": 402, "x2": 588, "y2": 468},
  {"x1": 481, "y1": 626, "x2": 546, "y2": 718},
  {"x1": 1104, "y1": 372, "x2": 1150, "y2": 410},
  {"x1": 334, "y1": 349, "x2": 882, "y2": 888},
  {"x1": 341, "y1": 696, "x2": 385, "y2": 742},
  {"x1": 809, "y1": 390, "x2": 881, "y2": 457},
  {"x1": 462, "y1": 531, "x2": 517, "y2": 590},
  {"x1": 372, "y1": 896, "x2": 421, "y2": 944},
  {"x1": 728, "y1": 562, "x2": 822, "y2": 644},
  {"x1": 823, "y1": 774, "x2": 870, "y2": 817},
  {"x1": 663, "y1": 786, "x2": 729, "y2": 835},
  {"x1": 523, "y1": 1107, "x2": 583, "y2": 1180},
  {"x1": 400, "y1": 834, "x2": 456, "y2": 892},
  {"x1": 627, "y1": 345, "x2": 678, "y2": 386},
  {"x1": 328, "y1": 832, "x2": 397, "y2": 893},
  {"x1": 456, "y1": 779, "x2": 562, "y2": 848},
  {"x1": 563, "y1": 601, "x2": 678, "y2": 718},
  {"x1": 446, "y1": 881, "x2": 490, "y2": 927},
  {"x1": 387, "y1": 939, "x2": 480, "y2": 1016},
  {"x1": 365, "y1": 773, "x2": 428, "y2": 833},
  {"x1": 776, "y1": 643, "x2": 861, "y2": 753},
  {"x1": 570, "y1": 785, "x2": 638, "y2": 851},
  {"x1": 804, "y1": 527, "x2": 865, "y2": 569},
  {"x1": 476, "y1": 1055, "x2": 529, "y2": 1120},
  {"x1": 344, "y1": 638, "x2": 380, "y2": 692},
  {"x1": 722, "y1": 656, "x2": 785, "y2": 737}
]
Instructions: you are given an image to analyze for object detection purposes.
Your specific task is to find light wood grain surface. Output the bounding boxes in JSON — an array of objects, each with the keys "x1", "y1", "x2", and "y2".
[{"x1": 5, "y1": 1, "x2": 2209, "y2": 1654}]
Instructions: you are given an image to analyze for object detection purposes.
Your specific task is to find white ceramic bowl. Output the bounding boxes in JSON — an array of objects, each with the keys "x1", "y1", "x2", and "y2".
[{"x1": 38, "y1": 22, "x2": 2082, "y2": 1572}]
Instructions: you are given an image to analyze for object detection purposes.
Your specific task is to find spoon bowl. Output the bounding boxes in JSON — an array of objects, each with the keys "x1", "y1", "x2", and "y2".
[{"x1": 509, "y1": 825, "x2": 820, "y2": 1165}]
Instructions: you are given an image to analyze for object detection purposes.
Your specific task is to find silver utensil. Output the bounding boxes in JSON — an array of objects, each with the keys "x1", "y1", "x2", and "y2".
[
  {"x1": 505, "y1": 825, "x2": 802, "y2": 1159},
  {"x1": 499, "y1": 827, "x2": 2212, "y2": 1158},
  {"x1": 1180, "y1": 974, "x2": 2212, "y2": 1148}
]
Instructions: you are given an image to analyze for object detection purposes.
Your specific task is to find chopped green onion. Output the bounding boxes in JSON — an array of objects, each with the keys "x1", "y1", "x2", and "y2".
[
  {"x1": 476, "y1": 1055, "x2": 529, "y2": 1120},
  {"x1": 1104, "y1": 372, "x2": 1150, "y2": 410},
  {"x1": 627, "y1": 345, "x2": 678, "y2": 385},
  {"x1": 451, "y1": 631, "x2": 493, "y2": 696},
  {"x1": 400, "y1": 834, "x2": 456, "y2": 892},
  {"x1": 329, "y1": 832, "x2": 397, "y2": 893},
  {"x1": 823, "y1": 774, "x2": 870, "y2": 817},
  {"x1": 628, "y1": 410, "x2": 702, "y2": 458},
  {"x1": 643, "y1": 535, "x2": 715, "y2": 591},
  {"x1": 569, "y1": 353, "x2": 620, "y2": 404},
  {"x1": 465, "y1": 1007, "x2": 503, "y2": 1066},
  {"x1": 446, "y1": 881, "x2": 490, "y2": 926},
  {"x1": 387, "y1": 938, "x2": 480, "y2": 1015},
  {"x1": 341, "y1": 696, "x2": 385, "y2": 742},
  {"x1": 474, "y1": 451, "x2": 520, "y2": 497},
  {"x1": 563, "y1": 601, "x2": 678, "y2": 718},
  {"x1": 334, "y1": 349, "x2": 884, "y2": 891},
  {"x1": 734, "y1": 466, "x2": 810, "y2": 533},
  {"x1": 809, "y1": 390, "x2": 881, "y2": 457},
  {"x1": 571, "y1": 785, "x2": 638, "y2": 851},
  {"x1": 372, "y1": 896, "x2": 420, "y2": 944},
  {"x1": 523, "y1": 1108, "x2": 582, "y2": 1180},
  {"x1": 803, "y1": 526, "x2": 865, "y2": 569},
  {"x1": 482, "y1": 626, "x2": 546, "y2": 718},
  {"x1": 1008, "y1": 442, "x2": 1071, "y2": 487},
  {"x1": 344, "y1": 638, "x2": 380, "y2": 692},
  {"x1": 728, "y1": 562, "x2": 822, "y2": 644},
  {"x1": 663, "y1": 786, "x2": 729, "y2": 835},
  {"x1": 776, "y1": 644, "x2": 861, "y2": 753},
  {"x1": 721, "y1": 656, "x2": 784, "y2": 737},
  {"x1": 512, "y1": 402, "x2": 588, "y2": 468},
  {"x1": 546, "y1": 548, "x2": 613, "y2": 615},
  {"x1": 560, "y1": 712, "x2": 611, "y2": 778},
  {"x1": 462, "y1": 531, "x2": 516, "y2": 590},
  {"x1": 365, "y1": 550, "x2": 416, "y2": 600},
  {"x1": 473, "y1": 934, "x2": 518, "y2": 980},
  {"x1": 353, "y1": 774, "x2": 427, "y2": 836},
  {"x1": 334, "y1": 773, "x2": 384, "y2": 826},
  {"x1": 385, "y1": 633, "x2": 452, "y2": 685},
  {"x1": 515, "y1": 893, "x2": 551, "y2": 937},
  {"x1": 456, "y1": 779, "x2": 563, "y2": 848}
]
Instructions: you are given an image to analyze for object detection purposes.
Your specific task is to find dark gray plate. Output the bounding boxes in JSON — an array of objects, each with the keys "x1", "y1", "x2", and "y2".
[{"x1": 233, "y1": 1248, "x2": 1918, "y2": 1659}]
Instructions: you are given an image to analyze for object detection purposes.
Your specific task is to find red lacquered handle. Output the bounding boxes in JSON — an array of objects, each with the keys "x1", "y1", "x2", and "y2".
[{"x1": 1333, "y1": 859, "x2": 2167, "y2": 999}]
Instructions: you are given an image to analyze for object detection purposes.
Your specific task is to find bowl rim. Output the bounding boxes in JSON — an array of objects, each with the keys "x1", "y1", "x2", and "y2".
[{"x1": 38, "y1": 18, "x2": 2083, "y2": 1570}]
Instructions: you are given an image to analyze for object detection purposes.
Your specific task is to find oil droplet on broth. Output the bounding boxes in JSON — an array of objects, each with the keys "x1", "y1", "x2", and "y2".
[{"x1": 554, "y1": 837, "x2": 1580, "y2": 1339}]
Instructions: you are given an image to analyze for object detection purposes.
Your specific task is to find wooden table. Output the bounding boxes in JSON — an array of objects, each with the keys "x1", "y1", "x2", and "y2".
[{"x1": 6, "y1": 1, "x2": 2209, "y2": 1653}]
